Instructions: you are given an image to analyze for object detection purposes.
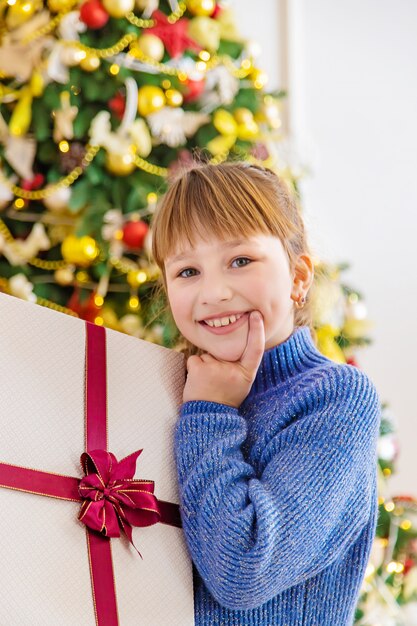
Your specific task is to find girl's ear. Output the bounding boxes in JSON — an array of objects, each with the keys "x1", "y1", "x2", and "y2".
[{"x1": 291, "y1": 254, "x2": 314, "y2": 295}]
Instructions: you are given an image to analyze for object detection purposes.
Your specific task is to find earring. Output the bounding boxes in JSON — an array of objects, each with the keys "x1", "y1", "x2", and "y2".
[{"x1": 294, "y1": 294, "x2": 306, "y2": 309}]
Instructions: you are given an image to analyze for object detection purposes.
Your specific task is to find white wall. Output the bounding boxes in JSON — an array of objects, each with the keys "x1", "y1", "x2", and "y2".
[{"x1": 235, "y1": 0, "x2": 417, "y2": 495}]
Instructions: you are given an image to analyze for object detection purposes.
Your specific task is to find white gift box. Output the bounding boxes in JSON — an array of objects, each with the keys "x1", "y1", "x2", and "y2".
[{"x1": 0, "y1": 291, "x2": 194, "y2": 626}]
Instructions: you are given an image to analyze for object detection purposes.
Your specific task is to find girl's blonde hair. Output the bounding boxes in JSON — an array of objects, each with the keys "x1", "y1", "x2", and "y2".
[{"x1": 149, "y1": 160, "x2": 316, "y2": 358}]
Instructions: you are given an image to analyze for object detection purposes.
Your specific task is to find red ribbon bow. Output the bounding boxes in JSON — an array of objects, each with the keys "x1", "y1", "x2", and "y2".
[{"x1": 78, "y1": 449, "x2": 161, "y2": 557}]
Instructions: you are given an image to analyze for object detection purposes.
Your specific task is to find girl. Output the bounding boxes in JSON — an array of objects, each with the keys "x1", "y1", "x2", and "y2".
[{"x1": 150, "y1": 161, "x2": 381, "y2": 625}]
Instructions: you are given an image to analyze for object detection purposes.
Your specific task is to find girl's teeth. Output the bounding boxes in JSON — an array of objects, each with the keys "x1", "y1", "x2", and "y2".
[{"x1": 205, "y1": 313, "x2": 242, "y2": 327}]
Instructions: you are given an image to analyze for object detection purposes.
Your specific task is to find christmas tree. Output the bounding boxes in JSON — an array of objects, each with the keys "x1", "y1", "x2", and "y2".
[
  {"x1": 1, "y1": 1, "x2": 416, "y2": 622},
  {"x1": 0, "y1": 0, "x2": 285, "y2": 346}
]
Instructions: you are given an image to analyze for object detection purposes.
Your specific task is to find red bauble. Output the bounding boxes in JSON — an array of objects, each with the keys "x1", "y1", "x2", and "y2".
[
  {"x1": 67, "y1": 288, "x2": 101, "y2": 323},
  {"x1": 108, "y1": 92, "x2": 126, "y2": 120},
  {"x1": 80, "y1": 0, "x2": 109, "y2": 29},
  {"x1": 122, "y1": 220, "x2": 149, "y2": 249},
  {"x1": 183, "y1": 78, "x2": 205, "y2": 103}
]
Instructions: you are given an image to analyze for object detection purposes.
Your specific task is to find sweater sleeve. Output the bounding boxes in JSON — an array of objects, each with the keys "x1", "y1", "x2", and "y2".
[{"x1": 174, "y1": 365, "x2": 381, "y2": 611}]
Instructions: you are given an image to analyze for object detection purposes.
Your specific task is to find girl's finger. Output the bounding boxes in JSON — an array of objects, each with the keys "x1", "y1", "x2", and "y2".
[{"x1": 239, "y1": 310, "x2": 265, "y2": 374}]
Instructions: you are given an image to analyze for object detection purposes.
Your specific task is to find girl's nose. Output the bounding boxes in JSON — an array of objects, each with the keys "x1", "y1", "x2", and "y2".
[{"x1": 199, "y1": 275, "x2": 233, "y2": 305}]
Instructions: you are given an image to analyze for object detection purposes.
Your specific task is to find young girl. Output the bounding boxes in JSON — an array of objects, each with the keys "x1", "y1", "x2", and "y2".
[{"x1": 150, "y1": 161, "x2": 381, "y2": 625}]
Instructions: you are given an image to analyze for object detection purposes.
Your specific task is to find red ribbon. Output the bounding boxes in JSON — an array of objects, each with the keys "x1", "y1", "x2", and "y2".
[{"x1": 0, "y1": 321, "x2": 182, "y2": 625}]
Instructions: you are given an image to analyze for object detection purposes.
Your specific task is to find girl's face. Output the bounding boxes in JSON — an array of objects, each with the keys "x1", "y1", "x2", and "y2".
[{"x1": 164, "y1": 232, "x2": 299, "y2": 362}]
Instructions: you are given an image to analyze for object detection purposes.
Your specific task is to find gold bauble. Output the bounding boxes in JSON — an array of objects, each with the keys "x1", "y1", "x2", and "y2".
[
  {"x1": 187, "y1": 16, "x2": 220, "y2": 51},
  {"x1": 102, "y1": 0, "x2": 135, "y2": 18},
  {"x1": 233, "y1": 108, "x2": 254, "y2": 124},
  {"x1": 61, "y1": 235, "x2": 99, "y2": 267},
  {"x1": 54, "y1": 267, "x2": 74, "y2": 286},
  {"x1": 137, "y1": 86, "x2": 166, "y2": 117},
  {"x1": 165, "y1": 88, "x2": 183, "y2": 107},
  {"x1": 6, "y1": 0, "x2": 38, "y2": 29},
  {"x1": 135, "y1": 34, "x2": 165, "y2": 62},
  {"x1": 105, "y1": 151, "x2": 136, "y2": 176},
  {"x1": 79, "y1": 53, "x2": 101, "y2": 72},
  {"x1": 187, "y1": 0, "x2": 215, "y2": 16}
]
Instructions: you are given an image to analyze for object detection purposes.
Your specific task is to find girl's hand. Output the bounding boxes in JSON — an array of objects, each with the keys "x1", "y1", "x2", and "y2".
[{"x1": 182, "y1": 311, "x2": 265, "y2": 408}]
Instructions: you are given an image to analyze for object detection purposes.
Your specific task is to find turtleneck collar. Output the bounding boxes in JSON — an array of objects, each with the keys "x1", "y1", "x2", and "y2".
[{"x1": 244, "y1": 326, "x2": 330, "y2": 400}]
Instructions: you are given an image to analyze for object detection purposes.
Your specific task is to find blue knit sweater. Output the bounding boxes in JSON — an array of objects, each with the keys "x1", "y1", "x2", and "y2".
[{"x1": 174, "y1": 326, "x2": 381, "y2": 626}]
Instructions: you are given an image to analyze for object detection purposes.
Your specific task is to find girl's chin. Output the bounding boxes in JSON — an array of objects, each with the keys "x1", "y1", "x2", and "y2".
[{"x1": 199, "y1": 340, "x2": 247, "y2": 362}]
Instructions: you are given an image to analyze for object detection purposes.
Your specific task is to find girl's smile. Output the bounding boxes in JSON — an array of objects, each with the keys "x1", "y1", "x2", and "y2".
[
  {"x1": 198, "y1": 311, "x2": 250, "y2": 334},
  {"x1": 165, "y1": 232, "x2": 309, "y2": 362}
]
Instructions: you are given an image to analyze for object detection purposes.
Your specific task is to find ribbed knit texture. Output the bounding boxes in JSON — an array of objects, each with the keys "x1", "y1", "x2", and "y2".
[{"x1": 174, "y1": 326, "x2": 381, "y2": 625}]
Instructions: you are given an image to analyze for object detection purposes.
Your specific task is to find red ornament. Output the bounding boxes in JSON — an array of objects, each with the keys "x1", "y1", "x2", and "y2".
[
  {"x1": 147, "y1": 10, "x2": 201, "y2": 58},
  {"x1": 108, "y1": 92, "x2": 126, "y2": 120},
  {"x1": 21, "y1": 173, "x2": 45, "y2": 191},
  {"x1": 67, "y1": 288, "x2": 102, "y2": 323},
  {"x1": 122, "y1": 220, "x2": 149, "y2": 249},
  {"x1": 183, "y1": 78, "x2": 205, "y2": 103},
  {"x1": 79, "y1": 0, "x2": 110, "y2": 29}
]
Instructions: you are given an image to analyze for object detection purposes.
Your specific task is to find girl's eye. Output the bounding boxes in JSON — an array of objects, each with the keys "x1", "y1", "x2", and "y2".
[
  {"x1": 231, "y1": 256, "x2": 252, "y2": 268},
  {"x1": 177, "y1": 267, "x2": 197, "y2": 278},
  {"x1": 177, "y1": 257, "x2": 251, "y2": 278}
]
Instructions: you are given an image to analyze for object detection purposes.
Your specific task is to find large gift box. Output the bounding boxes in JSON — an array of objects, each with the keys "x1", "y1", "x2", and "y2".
[{"x1": 0, "y1": 291, "x2": 194, "y2": 625}]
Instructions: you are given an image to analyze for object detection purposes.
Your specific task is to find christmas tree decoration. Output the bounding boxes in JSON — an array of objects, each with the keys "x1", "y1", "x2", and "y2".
[
  {"x1": 8, "y1": 87, "x2": 33, "y2": 137},
  {"x1": 43, "y1": 186, "x2": 72, "y2": 213},
  {"x1": 147, "y1": 107, "x2": 210, "y2": 147},
  {"x1": 5, "y1": 0, "x2": 39, "y2": 30},
  {"x1": 182, "y1": 77, "x2": 205, "y2": 103},
  {"x1": 61, "y1": 234, "x2": 99, "y2": 267},
  {"x1": 187, "y1": 16, "x2": 221, "y2": 51},
  {"x1": 79, "y1": 0, "x2": 110, "y2": 29},
  {"x1": 186, "y1": 0, "x2": 215, "y2": 17},
  {"x1": 137, "y1": 85, "x2": 166, "y2": 116},
  {"x1": 102, "y1": 0, "x2": 135, "y2": 18},
  {"x1": 54, "y1": 266, "x2": 75, "y2": 286},
  {"x1": 79, "y1": 52, "x2": 101, "y2": 72},
  {"x1": 59, "y1": 142, "x2": 86, "y2": 173},
  {"x1": 122, "y1": 220, "x2": 149, "y2": 249},
  {"x1": 164, "y1": 88, "x2": 183, "y2": 107},
  {"x1": 135, "y1": 34, "x2": 165, "y2": 62},
  {"x1": 147, "y1": 10, "x2": 201, "y2": 58},
  {"x1": 108, "y1": 91, "x2": 126, "y2": 120},
  {"x1": 8, "y1": 273, "x2": 37, "y2": 302},
  {"x1": 105, "y1": 149, "x2": 136, "y2": 176},
  {"x1": 53, "y1": 91, "x2": 78, "y2": 143}
]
